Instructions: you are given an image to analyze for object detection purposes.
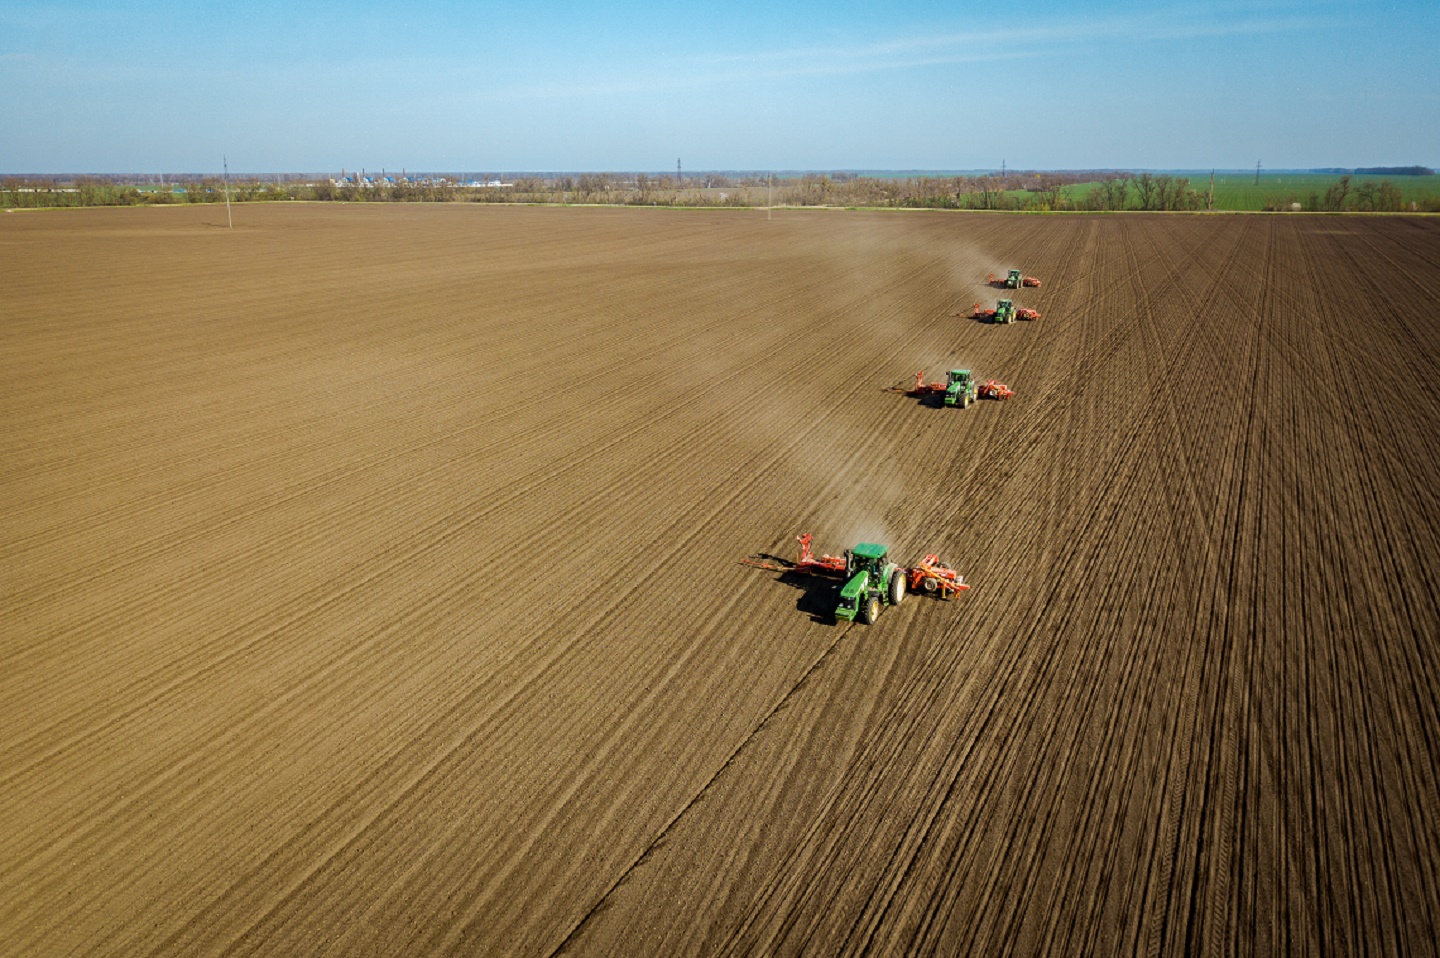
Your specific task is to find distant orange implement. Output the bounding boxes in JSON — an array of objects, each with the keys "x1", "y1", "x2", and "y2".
[
  {"x1": 907, "y1": 555, "x2": 970, "y2": 599},
  {"x1": 978, "y1": 379, "x2": 1014, "y2": 401}
]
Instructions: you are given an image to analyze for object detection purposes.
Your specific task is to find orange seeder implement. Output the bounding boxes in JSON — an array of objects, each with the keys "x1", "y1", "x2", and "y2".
[
  {"x1": 907, "y1": 555, "x2": 970, "y2": 599},
  {"x1": 978, "y1": 379, "x2": 1014, "y2": 401}
]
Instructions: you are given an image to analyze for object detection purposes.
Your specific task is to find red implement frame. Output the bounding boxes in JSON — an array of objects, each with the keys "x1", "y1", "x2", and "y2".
[
  {"x1": 741, "y1": 533, "x2": 847, "y2": 576},
  {"x1": 888, "y1": 370, "x2": 946, "y2": 397}
]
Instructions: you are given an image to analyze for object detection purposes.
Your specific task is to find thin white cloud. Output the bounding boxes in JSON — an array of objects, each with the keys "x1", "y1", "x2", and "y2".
[
  {"x1": 473, "y1": 7, "x2": 1338, "y2": 103},
  {"x1": 695, "y1": 8, "x2": 1336, "y2": 72}
]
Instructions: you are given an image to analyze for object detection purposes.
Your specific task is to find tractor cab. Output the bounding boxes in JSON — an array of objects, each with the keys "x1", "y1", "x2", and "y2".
[
  {"x1": 836, "y1": 542, "x2": 899, "y2": 623},
  {"x1": 846, "y1": 542, "x2": 889, "y2": 578},
  {"x1": 1006, "y1": 269, "x2": 1023, "y2": 288},
  {"x1": 944, "y1": 369, "x2": 977, "y2": 408}
]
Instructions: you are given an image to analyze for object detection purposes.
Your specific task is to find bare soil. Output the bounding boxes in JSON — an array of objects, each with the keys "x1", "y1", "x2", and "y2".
[{"x1": 2, "y1": 203, "x2": 1437, "y2": 956}]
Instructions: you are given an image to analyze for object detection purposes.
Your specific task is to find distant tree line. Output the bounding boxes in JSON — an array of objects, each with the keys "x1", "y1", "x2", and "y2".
[
  {"x1": 0, "y1": 175, "x2": 293, "y2": 208},
  {"x1": 1078, "y1": 173, "x2": 1211, "y2": 211},
  {"x1": 1313, "y1": 166, "x2": 1433, "y2": 176},
  {"x1": 5, "y1": 171, "x2": 1437, "y2": 213},
  {"x1": 1263, "y1": 175, "x2": 1426, "y2": 213}
]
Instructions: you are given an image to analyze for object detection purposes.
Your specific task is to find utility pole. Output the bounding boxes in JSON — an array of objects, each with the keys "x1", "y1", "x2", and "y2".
[
  {"x1": 1255, "y1": 160, "x2": 1261, "y2": 186},
  {"x1": 1209, "y1": 169, "x2": 1215, "y2": 211},
  {"x1": 223, "y1": 155, "x2": 232, "y2": 228}
]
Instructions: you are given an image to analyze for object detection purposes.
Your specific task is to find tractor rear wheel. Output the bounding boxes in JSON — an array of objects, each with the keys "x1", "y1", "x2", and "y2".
[
  {"x1": 889, "y1": 570, "x2": 906, "y2": 606},
  {"x1": 861, "y1": 596, "x2": 881, "y2": 625}
]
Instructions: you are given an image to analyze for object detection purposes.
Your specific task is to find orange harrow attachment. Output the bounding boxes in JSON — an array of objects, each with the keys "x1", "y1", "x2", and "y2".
[
  {"x1": 907, "y1": 555, "x2": 970, "y2": 599},
  {"x1": 978, "y1": 379, "x2": 1014, "y2": 401},
  {"x1": 740, "y1": 533, "x2": 847, "y2": 576}
]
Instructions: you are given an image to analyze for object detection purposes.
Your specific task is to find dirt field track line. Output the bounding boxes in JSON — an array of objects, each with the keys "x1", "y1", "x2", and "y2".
[
  {"x1": 1295, "y1": 225, "x2": 1440, "y2": 945},
  {"x1": 180, "y1": 322, "x2": 938, "y2": 956},
  {"x1": 45, "y1": 227, "x2": 973, "y2": 950},
  {"x1": 549, "y1": 621, "x2": 861, "y2": 956},
  {"x1": 421, "y1": 374, "x2": 963, "y2": 949},
  {"x1": 708, "y1": 377, "x2": 1192, "y2": 945},
  {"x1": 711, "y1": 218, "x2": 1203, "y2": 956}
]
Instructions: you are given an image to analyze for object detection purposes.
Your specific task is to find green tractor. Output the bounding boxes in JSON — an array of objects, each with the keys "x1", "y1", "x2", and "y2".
[
  {"x1": 971, "y1": 298, "x2": 1040, "y2": 323},
  {"x1": 833, "y1": 543, "x2": 907, "y2": 624},
  {"x1": 943, "y1": 369, "x2": 978, "y2": 408},
  {"x1": 1005, "y1": 269, "x2": 1024, "y2": 289}
]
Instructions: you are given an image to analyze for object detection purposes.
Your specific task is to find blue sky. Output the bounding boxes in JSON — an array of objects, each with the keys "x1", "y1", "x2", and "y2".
[{"x1": 1, "y1": 0, "x2": 1436, "y2": 173}]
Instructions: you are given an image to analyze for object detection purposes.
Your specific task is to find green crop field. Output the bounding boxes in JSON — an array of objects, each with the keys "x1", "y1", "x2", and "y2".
[
  {"x1": 1205, "y1": 173, "x2": 1440, "y2": 210},
  {"x1": 1064, "y1": 172, "x2": 1440, "y2": 212}
]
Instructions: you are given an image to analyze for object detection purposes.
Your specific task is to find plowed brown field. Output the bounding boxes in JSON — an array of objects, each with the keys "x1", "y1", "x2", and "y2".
[{"x1": 3, "y1": 203, "x2": 1438, "y2": 956}]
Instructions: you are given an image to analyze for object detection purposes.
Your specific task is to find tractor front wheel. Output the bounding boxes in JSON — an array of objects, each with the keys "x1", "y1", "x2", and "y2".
[{"x1": 861, "y1": 596, "x2": 881, "y2": 625}]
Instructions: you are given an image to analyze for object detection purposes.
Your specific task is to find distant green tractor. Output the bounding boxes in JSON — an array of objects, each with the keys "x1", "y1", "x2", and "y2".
[
  {"x1": 943, "y1": 369, "x2": 978, "y2": 408},
  {"x1": 989, "y1": 270, "x2": 1042, "y2": 288},
  {"x1": 833, "y1": 543, "x2": 907, "y2": 624},
  {"x1": 972, "y1": 298, "x2": 1041, "y2": 323}
]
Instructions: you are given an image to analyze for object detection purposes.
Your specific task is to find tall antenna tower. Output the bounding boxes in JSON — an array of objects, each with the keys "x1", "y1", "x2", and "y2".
[
  {"x1": 677, "y1": 158, "x2": 681, "y2": 187},
  {"x1": 1255, "y1": 160, "x2": 1261, "y2": 186}
]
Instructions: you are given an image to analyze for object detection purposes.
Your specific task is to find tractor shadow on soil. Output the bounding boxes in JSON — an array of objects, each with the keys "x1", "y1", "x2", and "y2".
[
  {"x1": 744, "y1": 549, "x2": 847, "y2": 625},
  {"x1": 884, "y1": 385, "x2": 948, "y2": 408},
  {"x1": 770, "y1": 570, "x2": 844, "y2": 624},
  {"x1": 955, "y1": 310, "x2": 999, "y2": 326}
]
